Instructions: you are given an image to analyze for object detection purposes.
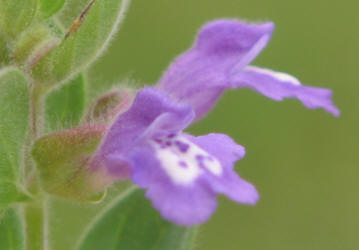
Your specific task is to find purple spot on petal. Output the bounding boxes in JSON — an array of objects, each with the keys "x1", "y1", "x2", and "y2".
[
  {"x1": 198, "y1": 162, "x2": 207, "y2": 170},
  {"x1": 166, "y1": 141, "x2": 172, "y2": 146},
  {"x1": 175, "y1": 140, "x2": 189, "y2": 153},
  {"x1": 178, "y1": 161, "x2": 188, "y2": 168},
  {"x1": 154, "y1": 138, "x2": 162, "y2": 144},
  {"x1": 196, "y1": 155, "x2": 209, "y2": 170},
  {"x1": 167, "y1": 133, "x2": 176, "y2": 138},
  {"x1": 196, "y1": 154, "x2": 204, "y2": 161}
]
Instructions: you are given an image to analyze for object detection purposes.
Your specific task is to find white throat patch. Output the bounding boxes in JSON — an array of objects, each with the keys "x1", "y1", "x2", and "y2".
[{"x1": 151, "y1": 134, "x2": 222, "y2": 185}]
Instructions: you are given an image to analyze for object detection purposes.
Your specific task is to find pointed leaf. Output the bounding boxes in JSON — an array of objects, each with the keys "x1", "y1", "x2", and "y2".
[
  {"x1": 0, "y1": 209, "x2": 24, "y2": 249},
  {"x1": 31, "y1": 125, "x2": 107, "y2": 202},
  {"x1": 39, "y1": 0, "x2": 66, "y2": 19},
  {"x1": 46, "y1": 74, "x2": 86, "y2": 131},
  {"x1": 0, "y1": 0, "x2": 38, "y2": 39},
  {"x1": 76, "y1": 189, "x2": 197, "y2": 250},
  {"x1": 31, "y1": 0, "x2": 131, "y2": 89}
]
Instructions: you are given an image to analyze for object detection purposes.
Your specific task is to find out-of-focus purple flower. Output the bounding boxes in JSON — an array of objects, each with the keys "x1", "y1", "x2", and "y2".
[
  {"x1": 91, "y1": 88, "x2": 258, "y2": 225},
  {"x1": 157, "y1": 20, "x2": 340, "y2": 119},
  {"x1": 90, "y1": 19, "x2": 339, "y2": 225}
]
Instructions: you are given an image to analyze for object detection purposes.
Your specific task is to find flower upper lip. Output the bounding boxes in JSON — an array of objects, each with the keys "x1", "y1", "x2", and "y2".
[{"x1": 156, "y1": 19, "x2": 339, "y2": 120}]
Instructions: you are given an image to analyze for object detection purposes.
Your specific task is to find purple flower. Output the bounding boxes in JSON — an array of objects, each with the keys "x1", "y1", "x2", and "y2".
[
  {"x1": 157, "y1": 19, "x2": 340, "y2": 119},
  {"x1": 90, "y1": 19, "x2": 339, "y2": 225},
  {"x1": 91, "y1": 88, "x2": 258, "y2": 225}
]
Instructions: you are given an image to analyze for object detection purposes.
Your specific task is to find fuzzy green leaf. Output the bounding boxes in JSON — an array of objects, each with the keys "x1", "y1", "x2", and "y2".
[
  {"x1": 0, "y1": 67, "x2": 30, "y2": 211},
  {"x1": 13, "y1": 24, "x2": 54, "y2": 66},
  {"x1": 46, "y1": 74, "x2": 86, "y2": 131},
  {"x1": 0, "y1": 0, "x2": 38, "y2": 40},
  {"x1": 76, "y1": 188, "x2": 197, "y2": 250},
  {"x1": 57, "y1": 0, "x2": 95, "y2": 27},
  {"x1": 39, "y1": 0, "x2": 66, "y2": 19},
  {"x1": 0, "y1": 68, "x2": 29, "y2": 181},
  {"x1": 0, "y1": 209, "x2": 24, "y2": 249},
  {"x1": 31, "y1": 0, "x2": 131, "y2": 90},
  {"x1": 0, "y1": 34, "x2": 10, "y2": 66}
]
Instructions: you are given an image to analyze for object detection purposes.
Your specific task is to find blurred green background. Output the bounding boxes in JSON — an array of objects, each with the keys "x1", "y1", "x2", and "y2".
[
  {"x1": 86, "y1": 0, "x2": 359, "y2": 249},
  {"x1": 63, "y1": 0, "x2": 359, "y2": 249}
]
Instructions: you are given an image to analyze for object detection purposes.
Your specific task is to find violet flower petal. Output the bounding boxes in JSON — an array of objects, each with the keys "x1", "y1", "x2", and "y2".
[
  {"x1": 130, "y1": 144, "x2": 218, "y2": 226},
  {"x1": 157, "y1": 19, "x2": 339, "y2": 119},
  {"x1": 130, "y1": 133, "x2": 257, "y2": 225},
  {"x1": 90, "y1": 88, "x2": 194, "y2": 178},
  {"x1": 233, "y1": 66, "x2": 340, "y2": 116},
  {"x1": 157, "y1": 19, "x2": 274, "y2": 120},
  {"x1": 187, "y1": 133, "x2": 258, "y2": 204}
]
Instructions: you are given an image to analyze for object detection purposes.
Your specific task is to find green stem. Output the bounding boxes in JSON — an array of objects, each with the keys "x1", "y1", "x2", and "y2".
[
  {"x1": 23, "y1": 83, "x2": 48, "y2": 250},
  {"x1": 29, "y1": 84, "x2": 44, "y2": 141},
  {"x1": 187, "y1": 226, "x2": 199, "y2": 250},
  {"x1": 23, "y1": 200, "x2": 49, "y2": 250}
]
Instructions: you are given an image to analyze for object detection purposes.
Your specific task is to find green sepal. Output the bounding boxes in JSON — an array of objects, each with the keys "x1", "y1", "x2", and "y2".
[
  {"x1": 76, "y1": 188, "x2": 198, "y2": 250},
  {"x1": 0, "y1": 0, "x2": 38, "y2": 40},
  {"x1": 84, "y1": 88, "x2": 133, "y2": 124},
  {"x1": 31, "y1": 125, "x2": 108, "y2": 202},
  {"x1": 31, "y1": 0, "x2": 131, "y2": 91},
  {"x1": 0, "y1": 67, "x2": 30, "y2": 212},
  {"x1": 0, "y1": 209, "x2": 24, "y2": 249},
  {"x1": 46, "y1": 74, "x2": 86, "y2": 131}
]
